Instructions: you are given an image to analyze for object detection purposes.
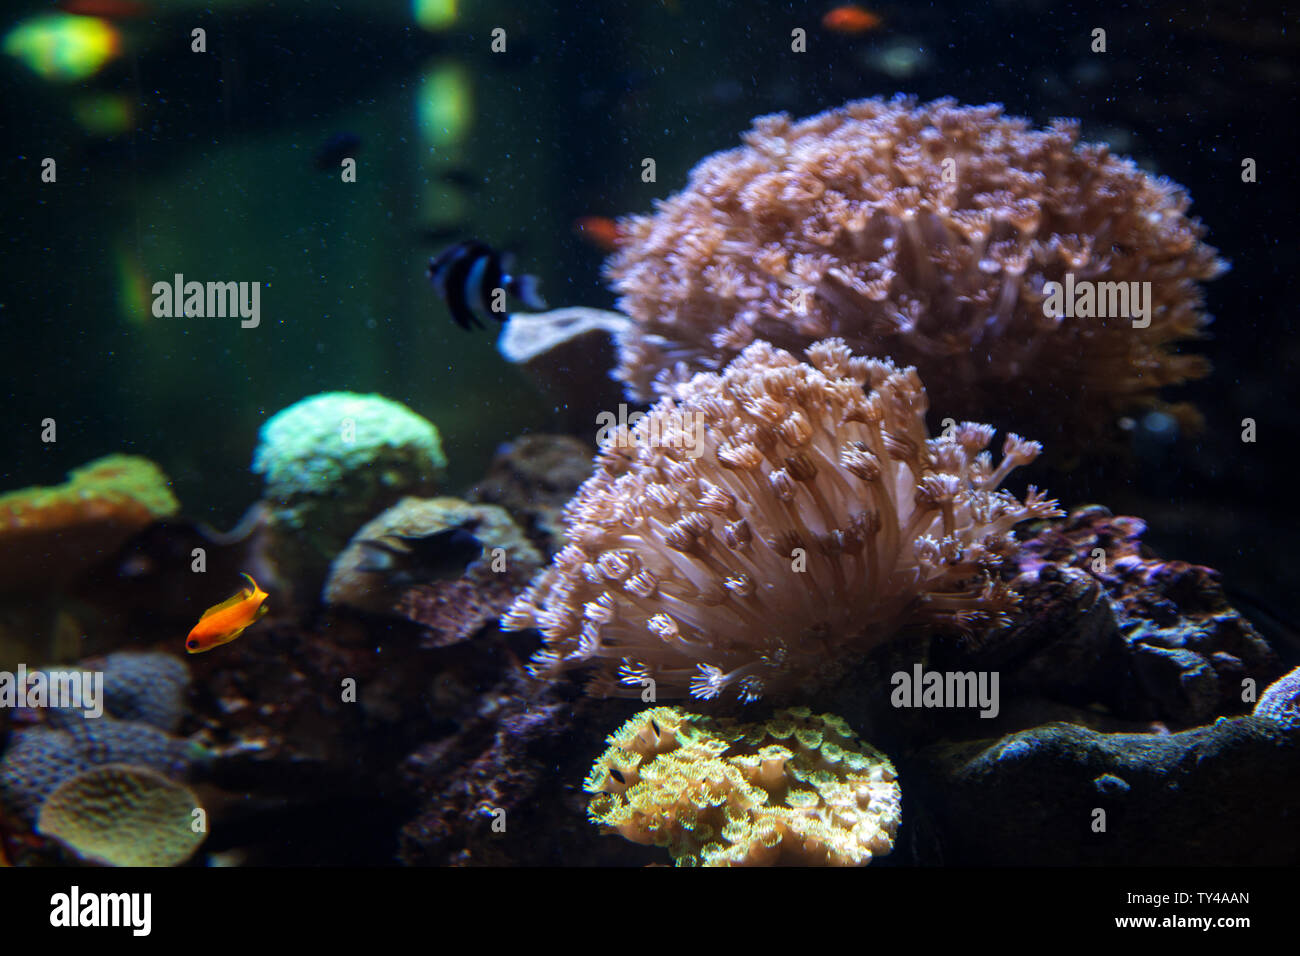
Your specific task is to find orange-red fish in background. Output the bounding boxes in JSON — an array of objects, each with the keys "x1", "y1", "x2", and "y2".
[
  {"x1": 574, "y1": 216, "x2": 624, "y2": 253},
  {"x1": 822, "y1": 5, "x2": 883, "y2": 34},
  {"x1": 55, "y1": 0, "x2": 151, "y2": 19},
  {"x1": 185, "y1": 572, "x2": 269, "y2": 654}
]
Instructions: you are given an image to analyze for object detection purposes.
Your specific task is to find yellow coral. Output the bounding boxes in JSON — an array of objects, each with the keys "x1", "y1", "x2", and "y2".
[
  {"x1": 37, "y1": 763, "x2": 206, "y2": 867},
  {"x1": 0, "y1": 454, "x2": 179, "y2": 592},
  {"x1": 586, "y1": 706, "x2": 901, "y2": 866}
]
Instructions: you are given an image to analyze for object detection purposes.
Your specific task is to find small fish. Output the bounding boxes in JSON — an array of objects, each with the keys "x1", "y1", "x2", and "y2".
[
  {"x1": 55, "y1": 0, "x2": 150, "y2": 19},
  {"x1": 427, "y1": 240, "x2": 546, "y2": 331},
  {"x1": 435, "y1": 167, "x2": 486, "y2": 192},
  {"x1": 356, "y1": 521, "x2": 484, "y2": 587},
  {"x1": 186, "y1": 572, "x2": 269, "y2": 654},
  {"x1": 314, "y1": 132, "x2": 361, "y2": 171},
  {"x1": 822, "y1": 5, "x2": 883, "y2": 34},
  {"x1": 573, "y1": 216, "x2": 624, "y2": 253}
]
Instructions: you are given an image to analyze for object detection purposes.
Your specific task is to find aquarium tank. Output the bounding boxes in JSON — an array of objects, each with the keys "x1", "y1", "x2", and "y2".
[{"x1": 0, "y1": 0, "x2": 1296, "y2": 887}]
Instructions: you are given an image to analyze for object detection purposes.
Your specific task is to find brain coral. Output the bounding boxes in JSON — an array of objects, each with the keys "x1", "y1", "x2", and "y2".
[
  {"x1": 504, "y1": 338, "x2": 1059, "y2": 702},
  {"x1": 37, "y1": 763, "x2": 206, "y2": 867},
  {"x1": 586, "y1": 706, "x2": 900, "y2": 866},
  {"x1": 607, "y1": 96, "x2": 1227, "y2": 447},
  {"x1": 252, "y1": 391, "x2": 447, "y2": 586}
]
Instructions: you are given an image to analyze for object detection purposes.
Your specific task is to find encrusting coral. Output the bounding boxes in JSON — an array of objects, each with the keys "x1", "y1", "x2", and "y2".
[
  {"x1": 585, "y1": 706, "x2": 901, "y2": 866},
  {"x1": 504, "y1": 338, "x2": 1060, "y2": 702},
  {"x1": 0, "y1": 719, "x2": 197, "y2": 826},
  {"x1": 0, "y1": 652, "x2": 199, "y2": 829},
  {"x1": 0, "y1": 454, "x2": 179, "y2": 592},
  {"x1": 607, "y1": 96, "x2": 1226, "y2": 446},
  {"x1": 37, "y1": 763, "x2": 206, "y2": 867}
]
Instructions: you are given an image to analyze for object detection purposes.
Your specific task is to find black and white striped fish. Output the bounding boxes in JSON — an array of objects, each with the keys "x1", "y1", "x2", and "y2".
[{"x1": 426, "y1": 239, "x2": 546, "y2": 331}]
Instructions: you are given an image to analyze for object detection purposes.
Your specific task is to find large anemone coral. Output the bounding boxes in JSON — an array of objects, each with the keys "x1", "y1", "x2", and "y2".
[
  {"x1": 504, "y1": 338, "x2": 1060, "y2": 702},
  {"x1": 607, "y1": 96, "x2": 1226, "y2": 447}
]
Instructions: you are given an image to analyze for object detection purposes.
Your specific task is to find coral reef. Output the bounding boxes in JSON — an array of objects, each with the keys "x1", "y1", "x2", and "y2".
[
  {"x1": 252, "y1": 392, "x2": 446, "y2": 590},
  {"x1": 0, "y1": 454, "x2": 179, "y2": 592},
  {"x1": 1254, "y1": 666, "x2": 1300, "y2": 730},
  {"x1": 37, "y1": 763, "x2": 206, "y2": 867},
  {"x1": 398, "y1": 675, "x2": 630, "y2": 867},
  {"x1": 505, "y1": 338, "x2": 1059, "y2": 702},
  {"x1": 467, "y1": 434, "x2": 596, "y2": 555},
  {"x1": 324, "y1": 496, "x2": 543, "y2": 647},
  {"x1": 84, "y1": 651, "x2": 190, "y2": 733},
  {"x1": 0, "y1": 728, "x2": 83, "y2": 827},
  {"x1": 0, "y1": 652, "x2": 199, "y2": 833},
  {"x1": 607, "y1": 96, "x2": 1226, "y2": 447},
  {"x1": 982, "y1": 505, "x2": 1281, "y2": 726},
  {"x1": 912, "y1": 717, "x2": 1300, "y2": 865},
  {"x1": 586, "y1": 706, "x2": 900, "y2": 866},
  {"x1": 0, "y1": 719, "x2": 197, "y2": 827}
]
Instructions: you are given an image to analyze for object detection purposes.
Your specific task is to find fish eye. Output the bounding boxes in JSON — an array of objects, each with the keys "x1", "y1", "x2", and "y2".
[{"x1": 186, "y1": 640, "x2": 198, "y2": 649}]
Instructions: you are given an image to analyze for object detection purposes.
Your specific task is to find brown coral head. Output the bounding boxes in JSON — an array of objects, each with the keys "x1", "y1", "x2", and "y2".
[
  {"x1": 606, "y1": 96, "x2": 1227, "y2": 448},
  {"x1": 503, "y1": 338, "x2": 1061, "y2": 703}
]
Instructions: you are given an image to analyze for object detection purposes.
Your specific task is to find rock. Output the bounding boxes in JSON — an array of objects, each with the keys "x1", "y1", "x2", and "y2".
[
  {"x1": 323, "y1": 496, "x2": 543, "y2": 648},
  {"x1": 912, "y1": 717, "x2": 1300, "y2": 865},
  {"x1": 252, "y1": 392, "x2": 446, "y2": 597},
  {"x1": 971, "y1": 506, "x2": 1281, "y2": 728},
  {"x1": 466, "y1": 435, "x2": 595, "y2": 555}
]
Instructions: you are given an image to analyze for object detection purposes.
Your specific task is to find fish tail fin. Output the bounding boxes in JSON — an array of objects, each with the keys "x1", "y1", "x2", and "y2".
[
  {"x1": 511, "y1": 273, "x2": 547, "y2": 311},
  {"x1": 240, "y1": 572, "x2": 258, "y2": 592}
]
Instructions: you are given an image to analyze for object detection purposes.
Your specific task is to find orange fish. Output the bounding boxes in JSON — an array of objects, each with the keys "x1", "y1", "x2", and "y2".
[
  {"x1": 185, "y1": 573, "x2": 268, "y2": 654},
  {"x1": 822, "y1": 5, "x2": 883, "y2": 34},
  {"x1": 574, "y1": 216, "x2": 624, "y2": 253}
]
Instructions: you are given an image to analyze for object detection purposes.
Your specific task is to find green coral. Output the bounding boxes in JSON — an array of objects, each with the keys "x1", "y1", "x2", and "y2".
[
  {"x1": 252, "y1": 392, "x2": 447, "y2": 586},
  {"x1": 586, "y1": 706, "x2": 901, "y2": 866},
  {"x1": 37, "y1": 763, "x2": 206, "y2": 867}
]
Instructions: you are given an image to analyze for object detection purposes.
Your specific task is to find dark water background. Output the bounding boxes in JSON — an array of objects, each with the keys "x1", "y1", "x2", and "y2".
[{"x1": 0, "y1": 0, "x2": 1296, "y2": 625}]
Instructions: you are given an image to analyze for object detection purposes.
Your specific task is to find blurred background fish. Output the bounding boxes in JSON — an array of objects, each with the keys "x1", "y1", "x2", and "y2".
[
  {"x1": 822, "y1": 5, "x2": 883, "y2": 34},
  {"x1": 427, "y1": 239, "x2": 546, "y2": 331},
  {"x1": 313, "y1": 131, "x2": 362, "y2": 171},
  {"x1": 573, "y1": 215, "x2": 623, "y2": 253}
]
